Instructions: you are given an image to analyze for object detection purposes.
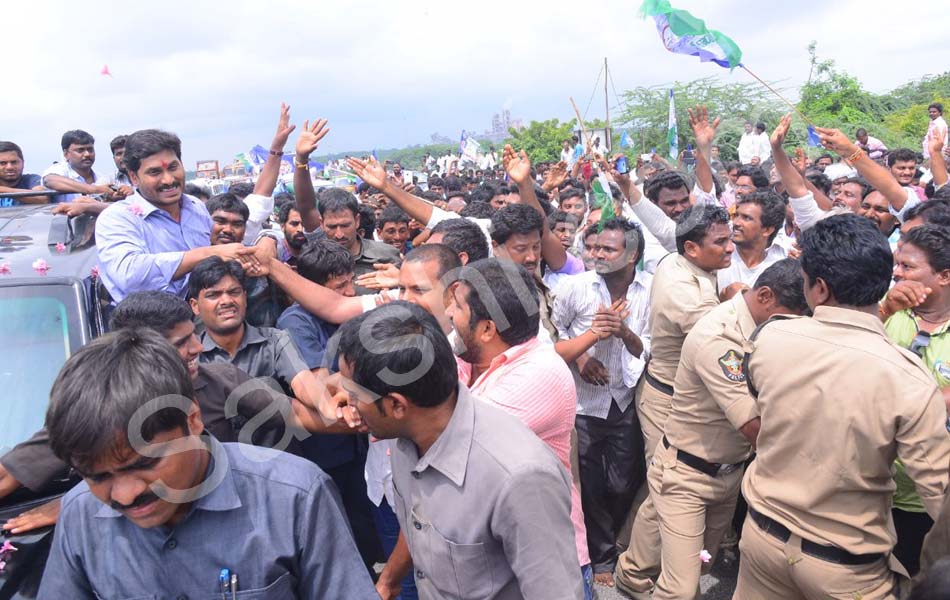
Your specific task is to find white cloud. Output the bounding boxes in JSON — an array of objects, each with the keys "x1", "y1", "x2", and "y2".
[{"x1": 6, "y1": 0, "x2": 948, "y2": 172}]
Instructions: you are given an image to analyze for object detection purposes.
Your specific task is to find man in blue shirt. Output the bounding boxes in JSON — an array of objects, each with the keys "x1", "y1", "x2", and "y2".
[
  {"x1": 95, "y1": 129, "x2": 257, "y2": 302},
  {"x1": 37, "y1": 328, "x2": 377, "y2": 599},
  {"x1": 0, "y1": 141, "x2": 45, "y2": 206}
]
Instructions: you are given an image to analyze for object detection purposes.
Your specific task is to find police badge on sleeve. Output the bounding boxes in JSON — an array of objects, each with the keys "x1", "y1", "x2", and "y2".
[{"x1": 718, "y1": 349, "x2": 746, "y2": 382}]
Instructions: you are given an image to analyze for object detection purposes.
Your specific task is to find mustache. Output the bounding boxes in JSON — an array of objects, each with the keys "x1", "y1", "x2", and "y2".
[
  {"x1": 111, "y1": 492, "x2": 159, "y2": 511},
  {"x1": 157, "y1": 183, "x2": 180, "y2": 192}
]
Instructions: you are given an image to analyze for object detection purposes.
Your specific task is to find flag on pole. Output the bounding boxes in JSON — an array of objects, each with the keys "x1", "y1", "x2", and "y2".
[
  {"x1": 667, "y1": 89, "x2": 679, "y2": 161},
  {"x1": 640, "y1": 0, "x2": 743, "y2": 69},
  {"x1": 620, "y1": 130, "x2": 634, "y2": 149},
  {"x1": 591, "y1": 173, "x2": 616, "y2": 231},
  {"x1": 806, "y1": 126, "x2": 822, "y2": 147}
]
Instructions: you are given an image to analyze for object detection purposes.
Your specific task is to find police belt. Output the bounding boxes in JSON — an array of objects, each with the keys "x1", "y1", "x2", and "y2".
[
  {"x1": 748, "y1": 508, "x2": 884, "y2": 566},
  {"x1": 662, "y1": 436, "x2": 742, "y2": 477},
  {"x1": 644, "y1": 370, "x2": 674, "y2": 396}
]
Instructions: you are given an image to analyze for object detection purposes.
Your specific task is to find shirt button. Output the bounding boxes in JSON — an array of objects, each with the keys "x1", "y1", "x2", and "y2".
[
  {"x1": 413, "y1": 521, "x2": 422, "y2": 530},
  {"x1": 166, "y1": 538, "x2": 177, "y2": 550},
  {"x1": 416, "y1": 570, "x2": 425, "y2": 580}
]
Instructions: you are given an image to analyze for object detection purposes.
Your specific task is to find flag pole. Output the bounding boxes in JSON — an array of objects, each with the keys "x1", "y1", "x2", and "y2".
[
  {"x1": 739, "y1": 64, "x2": 814, "y2": 126},
  {"x1": 569, "y1": 97, "x2": 591, "y2": 152}
]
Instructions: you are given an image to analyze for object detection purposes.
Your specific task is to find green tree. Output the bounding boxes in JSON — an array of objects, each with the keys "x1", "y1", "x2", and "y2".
[{"x1": 503, "y1": 118, "x2": 577, "y2": 163}]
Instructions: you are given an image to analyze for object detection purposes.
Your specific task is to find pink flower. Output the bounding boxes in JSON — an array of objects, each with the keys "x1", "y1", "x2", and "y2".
[
  {"x1": 0, "y1": 541, "x2": 15, "y2": 554},
  {"x1": 32, "y1": 258, "x2": 50, "y2": 274},
  {"x1": 127, "y1": 204, "x2": 144, "y2": 217},
  {"x1": 55, "y1": 242, "x2": 66, "y2": 253},
  {"x1": 0, "y1": 263, "x2": 9, "y2": 275},
  {"x1": 699, "y1": 549, "x2": 712, "y2": 563},
  {"x1": 0, "y1": 559, "x2": 6, "y2": 573},
  {"x1": 90, "y1": 266, "x2": 100, "y2": 279}
]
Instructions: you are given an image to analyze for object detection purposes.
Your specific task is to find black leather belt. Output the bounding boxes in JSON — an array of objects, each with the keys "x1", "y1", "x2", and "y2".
[
  {"x1": 662, "y1": 436, "x2": 743, "y2": 477},
  {"x1": 748, "y1": 508, "x2": 884, "y2": 566},
  {"x1": 644, "y1": 370, "x2": 674, "y2": 396}
]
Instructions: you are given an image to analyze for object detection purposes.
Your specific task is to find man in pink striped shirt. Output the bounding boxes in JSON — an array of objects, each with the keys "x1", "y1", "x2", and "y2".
[{"x1": 447, "y1": 257, "x2": 594, "y2": 599}]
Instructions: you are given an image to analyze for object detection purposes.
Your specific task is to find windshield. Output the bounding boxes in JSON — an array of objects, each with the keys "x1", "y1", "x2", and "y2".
[{"x1": 0, "y1": 284, "x2": 86, "y2": 453}]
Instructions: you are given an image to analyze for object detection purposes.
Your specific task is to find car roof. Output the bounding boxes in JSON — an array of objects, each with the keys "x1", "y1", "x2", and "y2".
[{"x1": 0, "y1": 205, "x2": 99, "y2": 281}]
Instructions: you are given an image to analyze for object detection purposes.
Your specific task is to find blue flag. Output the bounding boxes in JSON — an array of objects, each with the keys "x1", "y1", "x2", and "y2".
[
  {"x1": 620, "y1": 130, "x2": 633, "y2": 149},
  {"x1": 806, "y1": 126, "x2": 821, "y2": 147}
]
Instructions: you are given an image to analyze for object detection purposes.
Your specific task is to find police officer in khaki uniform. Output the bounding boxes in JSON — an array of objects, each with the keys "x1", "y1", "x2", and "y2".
[
  {"x1": 735, "y1": 214, "x2": 950, "y2": 600},
  {"x1": 645, "y1": 258, "x2": 809, "y2": 599},
  {"x1": 615, "y1": 204, "x2": 732, "y2": 596}
]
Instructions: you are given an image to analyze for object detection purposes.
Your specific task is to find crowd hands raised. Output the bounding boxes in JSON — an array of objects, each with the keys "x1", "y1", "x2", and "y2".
[{"x1": 0, "y1": 98, "x2": 948, "y2": 600}]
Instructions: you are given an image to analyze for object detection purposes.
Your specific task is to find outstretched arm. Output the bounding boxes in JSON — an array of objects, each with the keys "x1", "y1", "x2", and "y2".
[
  {"x1": 293, "y1": 118, "x2": 330, "y2": 232},
  {"x1": 687, "y1": 105, "x2": 720, "y2": 194},
  {"x1": 816, "y1": 126, "x2": 912, "y2": 211},
  {"x1": 254, "y1": 103, "x2": 296, "y2": 197},
  {"x1": 503, "y1": 145, "x2": 568, "y2": 271},
  {"x1": 348, "y1": 156, "x2": 438, "y2": 225}
]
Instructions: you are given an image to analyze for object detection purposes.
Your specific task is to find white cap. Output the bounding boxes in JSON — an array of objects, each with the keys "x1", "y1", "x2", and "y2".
[{"x1": 824, "y1": 163, "x2": 858, "y2": 182}]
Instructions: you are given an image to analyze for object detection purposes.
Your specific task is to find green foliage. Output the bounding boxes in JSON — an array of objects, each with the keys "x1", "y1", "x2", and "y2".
[
  {"x1": 503, "y1": 118, "x2": 577, "y2": 163},
  {"x1": 316, "y1": 144, "x2": 458, "y2": 170}
]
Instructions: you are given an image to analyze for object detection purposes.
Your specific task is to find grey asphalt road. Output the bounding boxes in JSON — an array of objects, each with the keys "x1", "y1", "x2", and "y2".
[{"x1": 594, "y1": 547, "x2": 739, "y2": 600}]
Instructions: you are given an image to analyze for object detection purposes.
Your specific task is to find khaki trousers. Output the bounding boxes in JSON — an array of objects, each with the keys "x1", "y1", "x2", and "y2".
[
  {"x1": 614, "y1": 378, "x2": 673, "y2": 592},
  {"x1": 733, "y1": 513, "x2": 900, "y2": 600},
  {"x1": 649, "y1": 441, "x2": 743, "y2": 600}
]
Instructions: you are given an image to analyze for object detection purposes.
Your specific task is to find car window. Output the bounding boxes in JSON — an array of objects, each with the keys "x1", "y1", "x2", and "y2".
[{"x1": 0, "y1": 285, "x2": 85, "y2": 452}]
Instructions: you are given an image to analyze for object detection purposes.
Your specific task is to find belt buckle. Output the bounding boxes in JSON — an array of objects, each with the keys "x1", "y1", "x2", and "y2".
[{"x1": 718, "y1": 463, "x2": 739, "y2": 476}]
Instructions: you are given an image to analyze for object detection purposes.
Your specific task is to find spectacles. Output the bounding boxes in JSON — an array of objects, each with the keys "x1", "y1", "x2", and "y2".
[{"x1": 909, "y1": 331, "x2": 931, "y2": 357}]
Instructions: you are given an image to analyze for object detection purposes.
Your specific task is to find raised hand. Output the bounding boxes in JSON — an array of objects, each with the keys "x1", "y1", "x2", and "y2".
[
  {"x1": 271, "y1": 102, "x2": 297, "y2": 151},
  {"x1": 607, "y1": 153, "x2": 632, "y2": 189},
  {"x1": 815, "y1": 127, "x2": 858, "y2": 158},
  {"x1": 355, "y1": 263, "x2": 401, "y2": 291},
  {"x1": 346, "y1": 156, "x2": 388, "y2": 190},
  {"x1": 295, "y1": 118, "x2": 330, "y2": 159},
  {"x1": 792, "y1": 147, "x2": 808, "y2": 173},
  {"x1": 881, "y1": 280, "x2": 932, "y2": 319},
  {"x1": 929, "y1": 127, "x2": 946, "y2": 157},
  {"x1": 687, "y1": 105, "x2": 721, "y2": 150},
  {"x1": 502, "y1": 144, "x2": 532, "y2": 184},
  {"x1": 770, "y1": 113, "x2": 792, "y2": 148},
  {"x1": 542, "y1": 160, "x2": 568, "y2": 192}
]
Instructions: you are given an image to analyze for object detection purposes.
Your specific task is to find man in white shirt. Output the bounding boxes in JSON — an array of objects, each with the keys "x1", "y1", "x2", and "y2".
[
  {"x1": 753, "y1": 122, "x2": 771, "y2": 164},
  {"x1": 924, "y1": 102, "x2": 949, "y2": 160},
  {"x1": 42, "y1": 129, "x2": 114, "y2": 203},
  {"x1": 856, "y1": 128, "x2": 888, "y2": 160},
  {"x1": 737, "y1": 121, "x2": 758, "y2": 165},
  {"x1": 717, "y1": 191, "x2": 788, "y2": 294},
  {"x1": 561, "y1": 139, "x2": 573, "y2": 165}
]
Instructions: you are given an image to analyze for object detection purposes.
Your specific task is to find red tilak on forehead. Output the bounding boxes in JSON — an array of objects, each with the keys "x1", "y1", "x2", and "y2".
[{"x1": 161, "y1": 160, "x2": 168, "y2": 169}]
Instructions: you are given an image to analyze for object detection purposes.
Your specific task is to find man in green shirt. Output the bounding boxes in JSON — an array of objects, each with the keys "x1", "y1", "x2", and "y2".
[{"x1": 883, "y1": 224, "x2": 950, "y2": 574}]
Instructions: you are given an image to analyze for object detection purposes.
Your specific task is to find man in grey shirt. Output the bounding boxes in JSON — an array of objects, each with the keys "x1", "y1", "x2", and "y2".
[
  {"x1": 332, "y1": 301, "x2": 584, "y2": 599},
  {"x1": 37, "y1": 328, "x2": 376, "y2": 599}
]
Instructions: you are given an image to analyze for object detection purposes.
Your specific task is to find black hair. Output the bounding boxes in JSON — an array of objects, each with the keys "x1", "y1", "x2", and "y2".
[
  {"x1": 804, "y1": 170, "x2": 832, "y2": 195},
  {"x1": 336, "y1": 301, "x2": 458, "y2": 408},
  {"x1": 317, "y1": 187, "x2": 359, "y2": 217},
  {"x1": 123, "y1": 129, "x2": 182, "y2": 173},
  {"x1": 817, "y1": 153, "x2": 834, "y2": 163},
  {"x1": 752, "y1": 258, "x2": 809, "y2": 314},
  {"x1": 737, "y1": 190, "x2": 787, "y2": 245},
  {"x1": 184, "y1": 183, "x2": 210, "y2": 200},
  {"x1": 599, "y1": 217, "x2": 645, "y2": 262},
  {"x1": 737, "y1": 165, "x2": 770, "y2": 190},
  {"x1": 490, "y1": 203, "x2": 544, "y2": 244},
  {"x1": 470, "y1": 184, "x2": 499, "y2": 205},
  {"x1": 645, "y1": 171, "x2": 689, "y2": 203},
  {"x1": 109, "y1": 135, "x2": 128, "y2": 154},
  {"x1": 420, "y1": 191, "x2": 442, "y2": 203},
  {"x1": 446, "y1": 190, "x2": 467, "y2": 202},
  {"x1": 548, "y1": 210, "x2": 580, "y2": 230},
  {"x1": 61, "y1": 130, "x2": 94, "y2": 152},
  {"x1": 444, "y1": 175, "x2": 462, "y2": 192},
  {"x1": 277, "y1": 201, "x2": 299, "y2": 225},
  {"x1": 273, "y1": 191, "x2": 295, "y2": 206},
  {"x1": 187, "y1": 257, "x2": 246, "y2": 300},
  {"x1": 109, "y1": 291, "x2": 194, "y2": 333},
  {"x1": 901, "y1": 224, "x2": 950, "y2": 272},
  {"x1": 430, "y1": 176, "x2": 447, "y2": 190},
  {"x1": 887, "y1": 148, "x2": 918, "y2": 166},
  {"x1": 357, "y1": 182, "x2": 371, "y2": 194},
  {"x1": 227, "y1": 182, "x2": 254, "y2": 200},
  {"x1": 799, "y1": 213, "x2": 892, "y2": 307},
  {"x1": 929, "y1": 102, "x2": 944, "y2": 115},
  {"x1": 0, "y1": 141, "x2": 24, "y2": 160},
  {"x1": 206, "y1": 193, "x2": 249, "y2": 222},
  {"x1": 724, "y1": 160, "x2": 741, "y2": 173},
  {"x1": 559, "y1": 187, "x2": 586, "y2": 204},
  {"x1": 675, "y1": 204, "x2": 731, "y2": 255},
  {"x1": 430, "y1": 218, "x2": 490, "y2": 262},
  {"x1": 297, "y1": 236, "x2": 355, "y2": 285},
  {"x1": 377, "y1": 206, "x2": 410, "y2": 229},
  {"x1": 840, "y1": 177, "x2": 872, "y2": 200},
  {"x1": 459, "y1": 201, "x2": 496, "y2": 219},
  {"x1": 456, "y1": 258, "x2": 539, "y2": 346},
  {"x1": 357, "y1": 204, "x2": 376, "y2": 239},
  {"x1": 46, "y1": 328, "x2": 194, "y2": 473},
  {"x1": 405, "y1": 243, "x2": 462, "y2": 282},
  {"x1": 904, "y1": 198, "x2": 950, "y2": 228},
  {"x1": 855, "y1": 128, "x2": 868, "y2": 137}
]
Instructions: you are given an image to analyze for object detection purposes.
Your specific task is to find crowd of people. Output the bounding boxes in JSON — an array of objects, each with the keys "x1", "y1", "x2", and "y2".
[{"x1": 0, "y1": 99, "x2": 949, "y2": 599}]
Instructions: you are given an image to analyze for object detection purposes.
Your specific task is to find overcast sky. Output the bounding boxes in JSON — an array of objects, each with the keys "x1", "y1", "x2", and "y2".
[{"x1": 8, "y1": 0, "x2": 948, "y2": 172}]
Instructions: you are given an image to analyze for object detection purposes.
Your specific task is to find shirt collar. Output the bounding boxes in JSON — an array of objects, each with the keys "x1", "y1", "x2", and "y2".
[
  {"x1": 127, "y1": 190, "x2": 198, "y2": 220},
  {"x1": 193, "y1": 364, "x2": 211, "y2": 391},
  {"x1": 484, "y1": 337, "x2": 539, "y2": 375},
  {"x1": 400, "y1": 385, "x2": 474, "y2": 487},
  {"x1": 200, "y1": 324, "x2": 266, "y2": 354},
  {"x1": 95, "y1": 436, "x2": 242, "y2": 519},
  {"x1": 676, "y1": 253, "x2": 718, "y2": 285},
  {"x1": 812, "y1": 305, "x2": 887, "y2": 336}
]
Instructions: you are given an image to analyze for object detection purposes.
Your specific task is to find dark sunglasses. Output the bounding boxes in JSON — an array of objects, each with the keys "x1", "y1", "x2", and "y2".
[{"x1": 909, "y1": 331, "x2": 932, "y2": 357}]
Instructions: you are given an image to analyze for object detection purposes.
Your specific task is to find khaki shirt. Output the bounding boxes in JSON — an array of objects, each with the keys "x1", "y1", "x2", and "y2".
[
  {"x1": 390, "y1": 386, "x2": 583, "y2": 599},
  {"x1": 664, "y1": 295, "x2": 759, "y2": 465},
  {"x1": 647, "y1": 253, "x2": 719, "y2": 385},
  {"x1": 743, "y1": 306, "x2": 950, "y2": 554}
]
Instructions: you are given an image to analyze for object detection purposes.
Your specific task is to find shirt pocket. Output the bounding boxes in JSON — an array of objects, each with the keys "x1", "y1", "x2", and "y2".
[
  {"x1": 410, "y1": 507, "x2": 493, "y2": 600},
  {"x1": 208, "y1": 573, "x2": 295, "y2": 599}
]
